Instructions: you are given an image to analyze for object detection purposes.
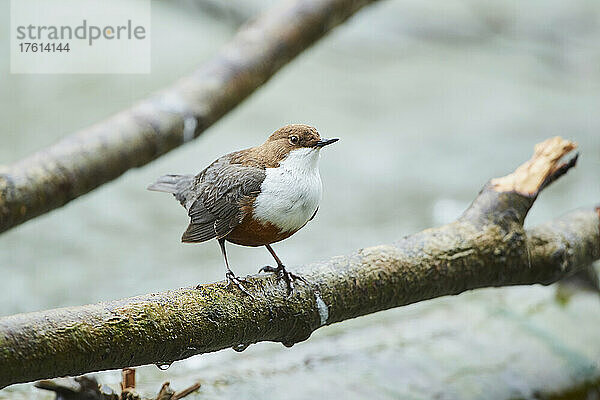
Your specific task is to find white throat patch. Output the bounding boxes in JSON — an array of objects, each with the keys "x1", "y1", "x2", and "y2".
[{"x1": 253, "y1": 147, "x2": 323, "y2": 233}]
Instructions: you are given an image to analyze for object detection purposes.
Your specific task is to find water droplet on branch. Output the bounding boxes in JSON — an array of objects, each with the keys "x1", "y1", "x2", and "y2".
[
  {"x1": 232, "y1": 343, "x2": 250, "y2": 352},
  {"x1": 155, "y1": 362, "x2": 173, "y2": 370}
]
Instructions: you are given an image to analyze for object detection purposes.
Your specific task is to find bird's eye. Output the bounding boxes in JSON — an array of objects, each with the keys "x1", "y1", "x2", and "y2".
[{"x1": 289, "y1": 135, "x2": 299, "y2": 145}]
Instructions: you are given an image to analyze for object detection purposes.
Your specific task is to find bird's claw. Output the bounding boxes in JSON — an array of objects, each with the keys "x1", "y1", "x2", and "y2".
[
  {"x1": 258, "y1": 265, "x2": 278, "y2": 274},
  {"x1": 225, "y1": 271, "x2": 254, "y2": 297},
  {"x1": 259, "y1": 265, "x2": 307, "y2": 294}
]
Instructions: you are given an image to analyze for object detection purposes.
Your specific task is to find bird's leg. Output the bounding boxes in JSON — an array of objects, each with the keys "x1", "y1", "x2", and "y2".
[
  {"x1": 219, "y1": 238, "x2": 253, "y2": 297},
  {"x1": 259, "y1": 244, "x2": 307, "y2": 293}
]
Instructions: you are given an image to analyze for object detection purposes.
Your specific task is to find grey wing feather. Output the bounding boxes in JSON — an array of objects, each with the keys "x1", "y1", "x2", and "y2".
[
  {"x1": 182, "y1": 222, "x2": 217, "y2": 243},
  {"x1": 181, "y1": 156, "x2": 265, "y2": 243},
  {"x1": 182, "y1": 219, "x2": 236, "y2": 243}
]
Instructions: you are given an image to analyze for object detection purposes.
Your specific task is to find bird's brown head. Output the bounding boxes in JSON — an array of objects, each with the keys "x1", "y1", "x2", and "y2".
[
  {"x1": 263, "y1": 124, "x2": 338, "y2": 157},
  {"x1": 237, "y1": 124, "x2": 338, "y2": 168}
]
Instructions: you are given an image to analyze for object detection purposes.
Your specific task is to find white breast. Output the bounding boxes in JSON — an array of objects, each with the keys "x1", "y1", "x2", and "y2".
[{"x1": 253, "y1": 147, "x2": 323, "y2": 232}]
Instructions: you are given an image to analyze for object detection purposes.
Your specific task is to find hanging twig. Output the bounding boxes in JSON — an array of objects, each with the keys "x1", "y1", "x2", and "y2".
[{"x1": 35, "y1": 375, "x2": 200, "y2": 400}]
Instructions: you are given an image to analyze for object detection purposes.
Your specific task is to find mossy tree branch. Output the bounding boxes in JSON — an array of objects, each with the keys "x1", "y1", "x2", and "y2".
[
  {"x1": 0, "y1": 0, "x2": 378, "y2": 234},
  {"x1": 0, "y1": 137, "x2": 598, "y2": 388}
]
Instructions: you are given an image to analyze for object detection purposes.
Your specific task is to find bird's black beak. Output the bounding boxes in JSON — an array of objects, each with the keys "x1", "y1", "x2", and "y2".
[{"x1": 314, "y1": 138, "x2": 339, "y2": 148}]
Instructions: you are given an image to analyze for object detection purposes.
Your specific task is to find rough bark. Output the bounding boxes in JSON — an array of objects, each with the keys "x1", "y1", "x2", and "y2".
[
  {"x1": 0, "y1": 137, "x2": 597, "y2": 388},
  {"x1": 0, "y1": 0, "x2": 377, "y2": 234}
]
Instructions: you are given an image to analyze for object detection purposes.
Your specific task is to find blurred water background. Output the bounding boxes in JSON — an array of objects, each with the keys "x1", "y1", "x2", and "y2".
[{"x1": 1, "y1": 0, "x2": 600, "y2": 398}]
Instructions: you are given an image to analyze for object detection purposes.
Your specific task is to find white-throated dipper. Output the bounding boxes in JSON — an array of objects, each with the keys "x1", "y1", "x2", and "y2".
[{"x1": 148, "y1": 124, "x2": 338, "y2": 295}]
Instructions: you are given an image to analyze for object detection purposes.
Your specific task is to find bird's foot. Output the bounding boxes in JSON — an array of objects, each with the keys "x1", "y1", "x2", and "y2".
[
  {"x1": 259, "y1": 265, "x2": 307, "y2": 294},
  {"x1": 225, "y1": 271, "x2": 254, "y2": 297}
]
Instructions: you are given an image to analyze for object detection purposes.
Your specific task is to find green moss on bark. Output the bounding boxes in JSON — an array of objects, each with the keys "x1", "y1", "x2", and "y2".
[{"x1": 1, "y1": 203, "x2": 596, "y2": 388}]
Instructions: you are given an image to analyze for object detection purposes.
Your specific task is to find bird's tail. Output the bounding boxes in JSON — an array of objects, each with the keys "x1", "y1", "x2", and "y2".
[
  {"x1": 148, "y1": 174, "x2": 195, "y2": 207},
  {"x1": 147, "y1": 174, "x2": 192, "y2": 193}
]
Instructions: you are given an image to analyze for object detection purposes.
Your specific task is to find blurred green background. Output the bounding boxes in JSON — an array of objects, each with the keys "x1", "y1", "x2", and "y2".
[{"x1": 1, "y1": 0, "x2": 599, "y2": 398}]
